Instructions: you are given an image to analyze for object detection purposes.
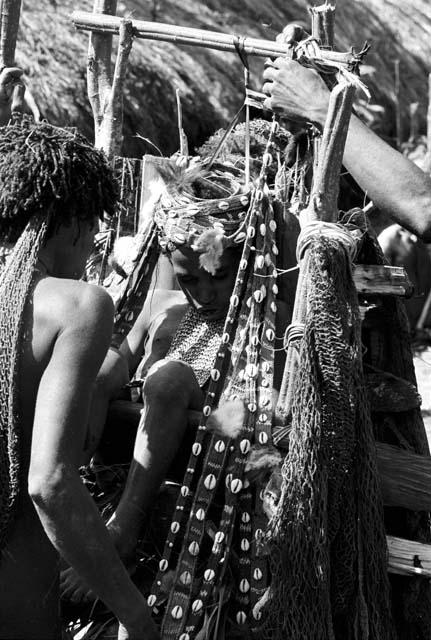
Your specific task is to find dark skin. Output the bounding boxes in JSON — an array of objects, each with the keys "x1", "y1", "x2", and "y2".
[
  {"x1": 62, "y1": 243, "x2": 289, "y2": 601},
  {"x1": 0, "y1": 219, "x2": 158, "y2": 640}
]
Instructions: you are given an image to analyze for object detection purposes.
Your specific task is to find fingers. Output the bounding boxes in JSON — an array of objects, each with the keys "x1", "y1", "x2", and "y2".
[
  {"x1": 0, "y1": 67, "x2": 23, "y2": 83},
  {"x1": 276, "y1": 24, "x2": 309, "y2": 45}
]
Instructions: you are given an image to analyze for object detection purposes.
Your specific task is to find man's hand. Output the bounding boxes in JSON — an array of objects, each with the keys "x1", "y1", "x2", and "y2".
[
  {"x1": 262, "y1": 57, "x2": 330, "y2": 129},
  {"x1": 0, "y1": 66, "x2": 24, "y2": 125}
]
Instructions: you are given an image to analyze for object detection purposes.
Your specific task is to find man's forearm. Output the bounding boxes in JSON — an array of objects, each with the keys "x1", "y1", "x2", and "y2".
[
  {"x1": 344, "y1": 115, "x2": 431, "y2": 240},
  {"x1": 30, "y1": 468, "x2": 148, "y2": 627}
]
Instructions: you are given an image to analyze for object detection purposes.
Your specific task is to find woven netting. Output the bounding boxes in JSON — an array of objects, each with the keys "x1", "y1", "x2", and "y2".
[
  {"x1": 264, "y1": 235, "x2": 395, "y2": 640},
  {"x1": 0, "y1": 218, "x2": 48, "y2": 551}
]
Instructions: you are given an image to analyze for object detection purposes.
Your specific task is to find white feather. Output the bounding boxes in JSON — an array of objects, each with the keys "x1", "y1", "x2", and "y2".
[{"x1": 206, "y1": 398, "x2": 245, "y2": 439}]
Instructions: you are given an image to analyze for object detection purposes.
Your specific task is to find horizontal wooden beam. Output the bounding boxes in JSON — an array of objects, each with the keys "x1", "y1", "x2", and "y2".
[
  {"x1": 353, "y1": 264, "x2": 413, "y2": 297},
  {"x1": 387, "y1": 535, "x2": 431, "y2": 578},
  {"x1": 71, "y1": 11, "x2": 357, "y2": 65}
]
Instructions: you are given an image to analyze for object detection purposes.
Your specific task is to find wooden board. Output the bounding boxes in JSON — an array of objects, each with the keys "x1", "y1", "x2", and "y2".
[
  {"x1": 353, "y1": 264, "x2": 413, "y2": 297},
  {"x1": 387, "y1": 535, "x2": 431, "y2": 578}
]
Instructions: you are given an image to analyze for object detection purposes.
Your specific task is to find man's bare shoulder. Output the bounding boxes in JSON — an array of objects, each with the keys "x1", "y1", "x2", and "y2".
[{"x1": 34, "y1": 277, "x2": 114, "y2": 333}]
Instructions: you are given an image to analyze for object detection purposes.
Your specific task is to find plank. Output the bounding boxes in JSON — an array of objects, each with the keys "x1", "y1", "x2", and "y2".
[
  {"x1": 387, "y1": 535, "x2": 431, "y2": 578},
  {"x1": 353, "y1": 264, "x2": 413, "y2": 297}
]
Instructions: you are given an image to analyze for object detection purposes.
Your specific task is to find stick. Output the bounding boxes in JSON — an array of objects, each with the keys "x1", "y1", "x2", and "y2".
[
  {"x1": 0, "y1": 0, "x2": 22, "y2": 68},
  {"x1": 305, "y1": 82, "x2": 356, "y2": 222},
  {"x1": 394, "y1": 59, "x2": 402, "y2": 150},
  {"x1": 408, "y1": 102, "x2": 419, "y2": 142},
  {"x1": 99, "y1": 18, "x2": 134, "y2": 157},
  {"x1": 71, "y1": 11, "x2": 357, "y2": 66},
  {"x1": 310, "y1": 2, "x2": 336, "y2": 49},
  {"x1": 176, "y1": 88, "x2": 189, "y2": 157},
  {"x1": 87, "y1": 0, "x2": 117, "y2": 148},
  {"x1": 310, "y1": 3, "x2": 336, "y2": 175},
  {"x1": 426, "y1": 73, "x2": 431, "y2": 173}
]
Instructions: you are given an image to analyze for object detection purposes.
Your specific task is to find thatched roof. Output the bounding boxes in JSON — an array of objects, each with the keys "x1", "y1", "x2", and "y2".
[{"x1": 16, "y1": 0, "x2": 431, "y2": 156}]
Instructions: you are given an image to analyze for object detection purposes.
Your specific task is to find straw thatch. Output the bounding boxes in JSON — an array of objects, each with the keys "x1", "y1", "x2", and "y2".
[{"x1": 15, "y1": 0, "x2": 431, "y2": 156}]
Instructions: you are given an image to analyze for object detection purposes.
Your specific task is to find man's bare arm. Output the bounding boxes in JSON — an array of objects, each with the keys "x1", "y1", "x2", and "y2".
[
  {"x1": 262, "y1": 58, "x2": 431, "y2": 240},
  {"x1": 28, "y1": 284, "x2": 158, "y2": 639}
]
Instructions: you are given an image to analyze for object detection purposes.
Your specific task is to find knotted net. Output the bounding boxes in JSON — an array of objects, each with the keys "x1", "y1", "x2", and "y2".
[{"x1": 264, "y1": 235, "x2": 394, "y2": 640}]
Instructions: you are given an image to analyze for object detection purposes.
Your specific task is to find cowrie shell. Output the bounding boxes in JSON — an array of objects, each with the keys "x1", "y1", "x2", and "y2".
[
  {"x1": 189, "y1": 541, "x2": 199, "y2": 556},
  {"x1": 241, "y1": 538, "x2": 250, "y2": 551},
  {"x1": 196, "y1": 508, "x2": 205, "y2": 521},
  {"x1": 192, "y1": 442, "x2": 202, "y2": 456},
  {"x1": 230, "y1": 478, "x2": 243, "y2": 493},
  {"x1": 204, "y1": 474, "x2": 216, "y2": 490},
  {"x1": 171, "y1": 605, "x2": 183, "y2": 620},
  {"x1": 240, "y1": 439, "x2": 250, "y2": 454},
  {"x1": 240, "y1": 579, "x2": 250, "y2": 593},
  {"x1": 192, "y1": 599, "x2": 203, "y2": 613},
  {"x1": 147, "y1": 594, "x2": 157, "y2": 607},
  {"x1": 171, "y1": 521, "x2": 180, "y2": 534},
  {"x1": 159, "y1": 559, "x2": 168, "y2": 571},
  {"x1": 211, "y1": 369, "x2": 220, "y2": 382},
  {"x1": 258, "y1": 432, "x2": 269, "y2": 444},
  {"x1": 236, "y1": 611, "x2": 247, "y2": 624},
  {"x1": 215, "y1": 440, "x2": 225, "y2": 453}
]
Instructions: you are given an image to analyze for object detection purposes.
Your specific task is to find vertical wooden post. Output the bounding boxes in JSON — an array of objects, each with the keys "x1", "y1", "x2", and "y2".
[
  {"x1": 310, "y1": 3, "x2": 336, "y2": 191},
  {"x1": 310, "y1": 2, "x2": 335, "y2": 49},
  {"x1": 426, "y1": 73, "x2": 431, "y2": 174},
  {"x1": 87, "y1": 0, "x2": 133, "y2": 157},
  {"x1": 394, "y1": 59, "x2": 402, "y2": 150},
  {"x1": 0, "y1": 0, "x2": 22, "y2": 68},
  {"x1": 408, "y1": 102, "x2": 419, "y2": 142}
]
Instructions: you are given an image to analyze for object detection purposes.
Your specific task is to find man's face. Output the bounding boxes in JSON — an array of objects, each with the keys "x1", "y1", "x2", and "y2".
[{"x1": 171, "y1": 245, "x2": 241, "y2": 322}]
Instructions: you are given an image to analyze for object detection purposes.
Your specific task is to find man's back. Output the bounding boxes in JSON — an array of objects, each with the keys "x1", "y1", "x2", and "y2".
[{"x1": 0, "y1": 275, "x2": 113, "y2": 640}]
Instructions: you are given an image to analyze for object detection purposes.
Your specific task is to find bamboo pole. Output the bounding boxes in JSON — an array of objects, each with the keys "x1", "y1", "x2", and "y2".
[
  {"x1": 71, "y1": 11, "x2": 357, "y2": 67},
  {"x1": 0, "y1": 0, "x2": 22, "y2": 68}
]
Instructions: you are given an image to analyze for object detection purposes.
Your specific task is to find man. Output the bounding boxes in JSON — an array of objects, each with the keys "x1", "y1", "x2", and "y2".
[
  {"x1": 0, "y1": 73, "x2": 158, "y2": 640},
  {"x1": 61, "y1": 146, "x2": 291, "y2": 602},
  {"x1": 262, "y1": 25, "x2": 431, "y2": 241}
]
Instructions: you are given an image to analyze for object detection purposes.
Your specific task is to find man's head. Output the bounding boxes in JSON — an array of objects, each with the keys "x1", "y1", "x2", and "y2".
[
  {"x1": 154, "y1": 160, "x2": 250, "y2": 319},
  {"x1": 171, "y1": 244, "x2": 241, "y2": 321},
  {"x1": 0, "y1": 116, "x2": 117, "y2": 245}
]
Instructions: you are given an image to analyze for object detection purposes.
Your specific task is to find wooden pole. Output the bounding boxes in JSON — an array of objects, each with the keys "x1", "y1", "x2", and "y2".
[
  {"x1": 394, "y1": 59, "x2": 402, "y2": 150},
  {"x1": 0, "y1": 0, "x2": 22, "y2": 68},
  {"x1": 310, "y1": 3, "x2": 336, "y2": 176},
  {"x1": 426, "y1": 73, "x2": 431, "y2": 174},
  {"x1": 310, "y1": 2, "x2": 336, "y2": 49},
  {"x1": 87, "y1": 0, "x2": 117, "y2": 151},
  {"x1": 71, "y1": 11, "x2": 356, "y2": 67},
  {"x1": 408, "y1": 102, "x2": 419, "y2": 142},
  {"x1": 305, "y1": 82, "x2": 356, "y2": 223}
]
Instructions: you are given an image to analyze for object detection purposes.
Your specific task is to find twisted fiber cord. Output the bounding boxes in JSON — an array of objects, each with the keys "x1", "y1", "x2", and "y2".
[
  {"x1": 0, "y1": 217, "x2": 48, "y2": 551},
  {"x1": 264, "y1": 236, "x2": 394, "y2": 640}
]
